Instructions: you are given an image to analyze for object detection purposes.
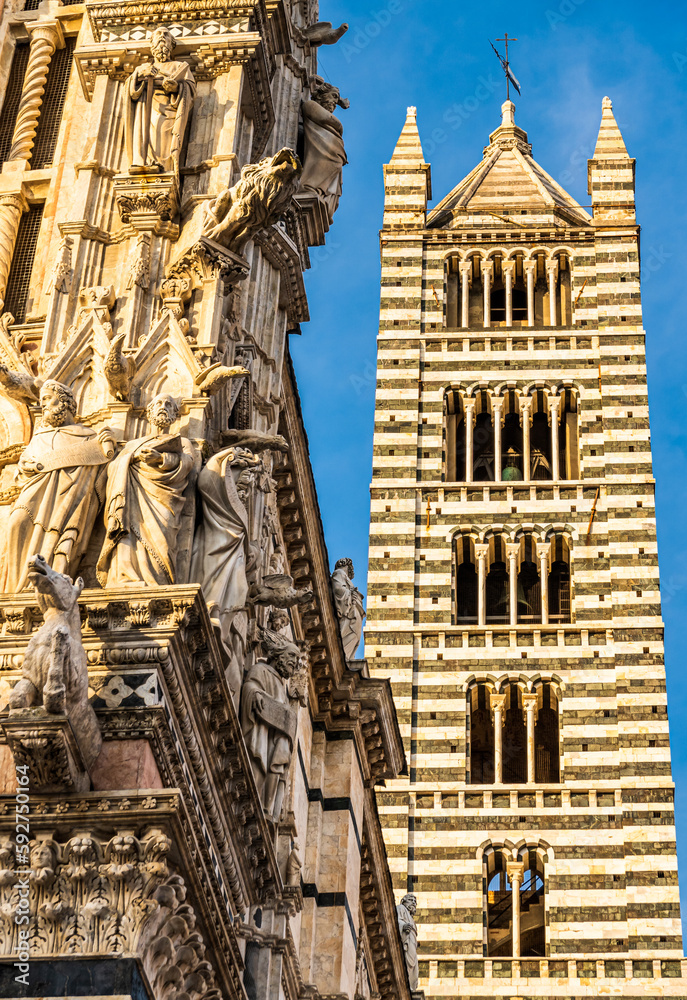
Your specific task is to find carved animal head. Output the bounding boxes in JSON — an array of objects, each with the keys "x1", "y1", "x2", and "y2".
[{"x1": 27, "y1": 554, "x2": 84, "y2": 612}]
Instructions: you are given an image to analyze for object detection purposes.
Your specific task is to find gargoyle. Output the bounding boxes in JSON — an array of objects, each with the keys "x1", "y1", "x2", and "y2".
[
  {"x1": 249, "y1": 573, "x2": 313, "y2": 609},
  {"x1": 220, "y1": 428, "x2": 289, "y2": 453},
  {"x1": 202, "y1": 148, "x2": 302, "y2": 254},
  {"x1": 195, "y1": 363, "x2": 250, "y2": 396},
  {"x1": 104, "y1": 333, "x2": 137, "y2": 401},
  {"x1": 0, "y1": 363, "x2": 40, "y2": 405},
  {"x1": 298, "y1": 21, "x2": 348, "y2": 46}
]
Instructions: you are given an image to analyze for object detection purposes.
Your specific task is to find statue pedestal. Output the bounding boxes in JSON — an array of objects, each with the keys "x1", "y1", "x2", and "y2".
[
  {"x1": 2, "y1": 708, "x2": 91, "y2": 792},
  {"x1": 293, "y1": 192, "x2": 330, "y2": 247},
  {"x1": 114, "y1": 172, "x2": 180, "y2": 236}
]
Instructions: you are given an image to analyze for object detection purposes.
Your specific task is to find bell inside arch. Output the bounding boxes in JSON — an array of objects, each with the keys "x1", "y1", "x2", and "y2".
[{"x1": 502, "y1": 447, "x2": 523, "y2": 481}]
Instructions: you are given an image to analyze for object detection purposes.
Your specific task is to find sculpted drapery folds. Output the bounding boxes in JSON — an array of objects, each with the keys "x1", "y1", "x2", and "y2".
[
  {"x1": 397, "y1": 893, "x2": 419, "y2": 991},
  {"x1": 240, "y1": 629, "x2": 302, "y2": 823},
  {"x1": 124, "y1": 26, "x2": 196, "y2": 177},
  {"x1": 190, "y1": 446, "x2": 268, "y2": 700},
  {"x1": 299, "y1": 78, "x2": 349, "y2": 223},
  {"x1": 4, "y1": 381, "x2": 115, "y2": 592},
  {"x1": 331, "y1": 557, "x2": 365, "y2": 661},
  {"x1": 97, "y1": 394, "x2": 196, "y2": 588}
]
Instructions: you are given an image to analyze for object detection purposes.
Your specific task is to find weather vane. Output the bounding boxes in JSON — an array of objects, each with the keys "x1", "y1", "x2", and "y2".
[{"x1": 490, "y1": 33, "x2": 521, "y2": 100}]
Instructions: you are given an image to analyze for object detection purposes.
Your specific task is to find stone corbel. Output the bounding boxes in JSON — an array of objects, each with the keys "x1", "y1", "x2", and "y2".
[
  {"x1": 113, "y1": 173, "x2": 180, "y2": 236},
  {"x1": 161, "y1": 236, "x2": 251, "y2": 334}
]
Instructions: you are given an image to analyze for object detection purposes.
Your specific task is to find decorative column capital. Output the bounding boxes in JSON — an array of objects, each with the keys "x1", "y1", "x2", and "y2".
[
  {"x1": 480, "y1": 260, "x2": 494, "y2": 279},
  {"x1": 545, "y1": 259, "x2": 559, "y2": 277},
  {"x1": 0, "y1": 190, "x2": 29, "y2": 214},
  {"x1": 506, "y1": 860, "x2": 525, "y2": 886},
  {"x1": 491, "y1": 396, "x2": 504, "y2": 413},
  {"x1": 459, "y1": 261, "x2": 472, "y2": 279},
  {"x1": 536, "y1": 541, "x2": 550, "y2": 567},
  {"x1": 523, "y1": 259, "x2": 537, "y2": 276},
  {"x1": 522, "y1": 691, "x2": 538, "y2": 714},
  {"x1": 474, "y1": 543, "x2": 489, "y2": 562},
  {"x1": 502, "y1": 261, "x2": 515, "y2": 282},
  {"x1": 490, "y1": 692, "x2": 507, "y2": 715},
  {"x1": 26, "y1": 19, "x2": 65, "y2": 50},
  {"x1": 506, "y1": 542, "x2": 520, "y2": 561}
]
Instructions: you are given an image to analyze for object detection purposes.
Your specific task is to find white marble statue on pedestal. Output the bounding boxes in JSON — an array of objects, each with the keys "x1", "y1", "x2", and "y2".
[
  {"x1": 97, "y1": 394, "x2": 196, "y2": 588},
  {"x1": 397, "y1": 892, "x2": 419, "y2": 990},
  {"x1": 4, "y1": 381, "x2": 115, "y2": 592},
  {"x1": 331, "y1": 557, "x2": 365, "y2": 660},
  {"x1": 124, "y1": 26, "x2": 196, "y2": 176}
]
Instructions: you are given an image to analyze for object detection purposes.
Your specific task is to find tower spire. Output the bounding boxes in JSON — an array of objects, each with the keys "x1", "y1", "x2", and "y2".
[
  {"x1": 383, "y1": 106, "x2": 432, "y2": 229},
  {"x1": 588, "y1": 96, "x2": 635, "y2": 222}
]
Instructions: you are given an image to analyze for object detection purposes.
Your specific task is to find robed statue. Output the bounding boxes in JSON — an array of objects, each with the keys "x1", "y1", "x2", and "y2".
[
  {"x1": 191, "y1": 446, "x2": 267, "y2": 700},
  {"x1": 125, "y1": 26, "x2": 195, "y2": 176},
  {"x1": 240, "y1": 629, "x2": 302, "y2": 823},
  {"x1": 331, "y1": 557, "x2": 365, "y2": 660},
  {"x1": 97, "y1": 394, "x2": 196, "y2": 588},
  {"x1": 397, "y1": 893, "x2": 419, "y2": 990},
  {"x1": 4, "y1": 381, "x2": 115, "y2": 592},
  {"x1": 299, "y1": 78, "x2": 349, "y2": 223}
]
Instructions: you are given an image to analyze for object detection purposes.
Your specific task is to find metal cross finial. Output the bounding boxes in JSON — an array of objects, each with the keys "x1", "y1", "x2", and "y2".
[{"x1": 496, "y1": 32, "x2": 518, "y2": 100}]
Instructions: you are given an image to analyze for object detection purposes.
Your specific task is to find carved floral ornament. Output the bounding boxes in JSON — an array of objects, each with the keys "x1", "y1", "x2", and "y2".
[{"x1": 0, "y1": 827, "x2": 221, "y2": 999}]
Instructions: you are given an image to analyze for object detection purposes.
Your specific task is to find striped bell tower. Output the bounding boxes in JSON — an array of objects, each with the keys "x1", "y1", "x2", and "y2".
[{"x1": 365, "y1": 98, "x2": 687, "y2": 998}]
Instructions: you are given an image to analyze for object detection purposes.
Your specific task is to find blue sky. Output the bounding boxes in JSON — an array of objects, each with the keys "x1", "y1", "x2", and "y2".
[{"x1": 289, "y1": 0, "x2": 687, "y2": 922}]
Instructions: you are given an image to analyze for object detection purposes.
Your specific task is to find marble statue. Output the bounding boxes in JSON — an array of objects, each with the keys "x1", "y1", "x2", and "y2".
[
  {"x1": 125, "y1": 26, "x2": 196, "y2": 176},
  {"x1": 97, "y1": 394, "x2": 195, "y2": 588},
  {"x1": 4, "y1": 380, "x2": 115, "y2": 592},
  {"x1": 201, "y1": 148, "x2": 302, "y2": 254},
  {"x1": 300, "y1": 78, "x2": 349, "y2": 223},
  {"x1": 9, "y1": 554, "x2": 101, "y2": 768},
  {"x1": 397, "y1": 893, "x2": 419, "y2": 991},
  {"x1": 240, "y1": 628, "x2": 301, "y2": 823},
  {"x1": 191, "y1": 445, "x2": 268, "y2": 699},
  {"x1": 331, "y1": 557, "x2": 365, "y2": 661},
  {"x1": 285, "y1": 840, "x2": 302, "y2": 886}
]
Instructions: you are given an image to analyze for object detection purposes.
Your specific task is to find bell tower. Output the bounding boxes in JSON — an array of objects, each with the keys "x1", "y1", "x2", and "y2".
[{"x1": 366, "y1": 98, "x2": 687, "y2": 996}]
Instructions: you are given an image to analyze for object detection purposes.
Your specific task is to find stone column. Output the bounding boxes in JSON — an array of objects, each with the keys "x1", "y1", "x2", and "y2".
[
  {"x1": 475, "y1": 543, "x2": 488, "y2": 627},
  {"x1": 492, "y1": 398, "x2": 503, "y2": 481},
  {"x1": 507, "y1": 861, "x2": 525, "y2": 957},
  {"x1": 549, "y1": 395, "x2": 561, "y2": 481},
  {"x1": 506, "y1": 543, "x2": 519, "y2": 626},
  {"x1": 459, "y1": 261, "x2": 471, "y2": 329},
  {"x1": 524, "y1": 261, "x2": 536, "y2": 328},
  {"x1": 522, "y1": 693, "x2": 538, "y2": 783},
  {"x1": 481, "y1": 261, "x2": 493, "y2": 329},
  {"x1": 491, "y1": 693, "x2": 506, "y2": 783},
  {"x1": 0, "y1": 22, "x2": 64, "y2": 309},
  {"x1": 503, "y1": 262, "x2": 515, "y2": 328},
  {"x1": 464, "y1": 398, "x2": 475, "y2": 481},
  {"x1": 7, "y1": 22, "x2": 65, "y2": 163},
  {"x1": 546, "y1": 260, "x2": 558, "y2": 327},
  {"x1": 521, "y1": 398, "x2": 531, "y2": 481},
  {"x1": 0, "y1": 192, "x2": 28, "y2": 311},
  {"x1": 538, "y1": 542, "x2": 549, "y2": 625}
]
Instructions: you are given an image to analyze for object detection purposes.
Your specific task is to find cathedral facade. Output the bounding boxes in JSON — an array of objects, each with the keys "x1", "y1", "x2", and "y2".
[
  {"x1": 0, "y1": 3, "x2": 412, "y2": 1000},
  {"x1": 366, "y1": 99, "x2": 687, "y2": 995}
]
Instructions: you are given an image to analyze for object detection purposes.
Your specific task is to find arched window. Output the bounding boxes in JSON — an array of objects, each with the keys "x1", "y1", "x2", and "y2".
[
  {"x1": 502, "y1": 683, "x2": 527, "y2": 784},
  {"x1": 548, "y1": 534, "x2": 571, "y2": 623},
  {"x1": 486, "y1": 849, "x2": 547, "y2": 957},
  {"x1": 468, "y1": 683, "x2": 494, "y2": 784},
  {"x1": 455, "y1": 535, "x2": 477, "y2": 623},
  {"x1": 485, "y1": 535, "x2": 509, "y2": 624},
  {"x1": 517, "y1": 534, "x2": 541, "y2": 624},
  {"x1": 529, "y1": 390, "x2": 553, "y2": 480},
  {"x1": 534, "y1": 683, "x2": 560, "y2": 783},
  {"x1": 559, "y1": 386, "x2": 579, "y2": 479}
]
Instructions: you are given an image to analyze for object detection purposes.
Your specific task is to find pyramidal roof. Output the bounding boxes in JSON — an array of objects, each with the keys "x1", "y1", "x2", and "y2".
[
  {"x1": 427, "y1": 101, "x2": 592, "y2": 228},
  {"x1": 389, "y1": 105, "x2": 427, "y2": 164},
  {"x1": 592, "y1": 96, "x2": 629, "y2": 157}
]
